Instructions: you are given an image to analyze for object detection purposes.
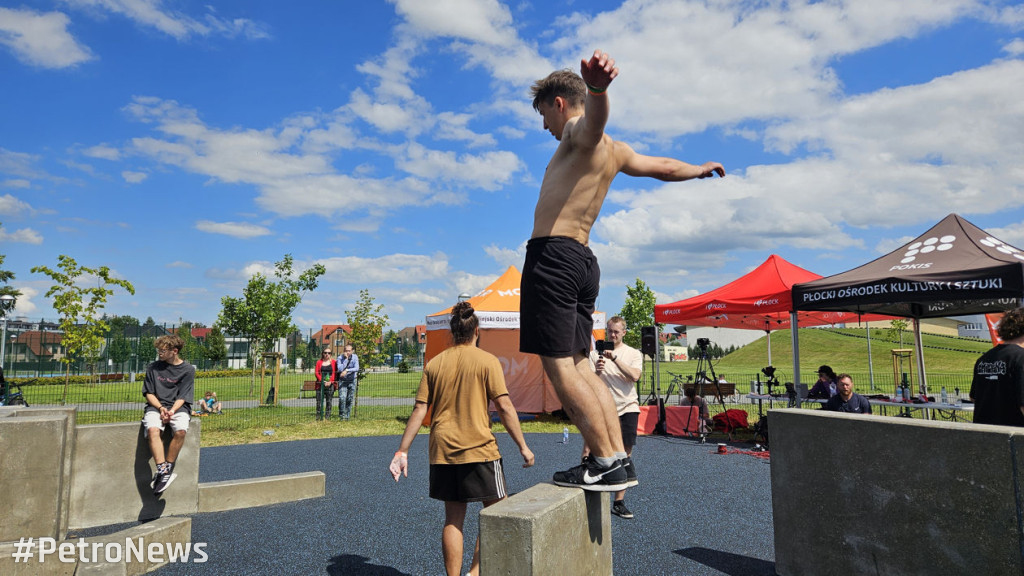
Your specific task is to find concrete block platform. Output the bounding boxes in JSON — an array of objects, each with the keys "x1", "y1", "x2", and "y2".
[
  {"x1": 770, "y1": 408, "x2": 1024, "y2": 576},
  {"x1": 69, "y1": 421, "x2": 201, "y2": 530},
  {"x1": 0, "y1": 517, "x2": 190, "y2": 576},
  {"x1": 198, "y1": 471, "x2": 326, "y2": 513},
  {"x1": 479, "y1": 482, "x2": 611, "y2": 576},
  {"x1": 1, "y1": 406, "x2": 327, "y2": 576}
]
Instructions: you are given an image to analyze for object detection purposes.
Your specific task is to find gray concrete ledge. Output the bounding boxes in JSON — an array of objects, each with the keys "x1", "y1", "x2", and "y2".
[
  {"x1": 69, "y1": 421, "x2": 201, "y2": 530},
  {"x1": 770, "y1": 408, "x2": 1024, "y2": 576},
  {"x1": 479, "y1": 482, "x2": 611, "y2": 576},
  {"x1": 0, "y1": 517, "x2": 190, "y2": 576},
  {"x1": 198, "y1": 471, "x2": 326, "y2": 513}
]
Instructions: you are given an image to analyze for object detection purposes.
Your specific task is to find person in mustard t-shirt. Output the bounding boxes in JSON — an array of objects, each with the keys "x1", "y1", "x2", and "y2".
[{"x1": 389, "y1": 301, "x2": 535, "y2": 576}]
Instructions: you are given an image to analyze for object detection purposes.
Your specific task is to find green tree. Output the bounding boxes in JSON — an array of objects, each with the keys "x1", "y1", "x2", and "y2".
[
  {"x1": 204, "y1": 325, "x2": 228, "y2": 369},
  {"x1": 218, "y1": 254, "x2": 326, "y2": 393},
  {"x1": 107, "y1": 314, "x2": 140, "y2": 334},
  {"x1": 107, "y1": 334, "x2": 132, "y2": 371},
  {"x1": 304, "y1": 338, "x2": 321, "y2": 373},
  {"x1": 137, "y1": 337, "x2": 156, "y2": 371},
  {"x1": 177, "y1": 320, "x2": 206, "y2": 366},
  {"x1": 346, "y1": 289, "x2": 391, "y2": 368},
  {"x1": 619, "y1": 278, "x2": 659, "y2": 350},
  {"x1": 888, "y1": 319, "x2": 909, "y2": 347},
  {"x1": 31, "y1": 255, "x2": 135, "y2": 403}
]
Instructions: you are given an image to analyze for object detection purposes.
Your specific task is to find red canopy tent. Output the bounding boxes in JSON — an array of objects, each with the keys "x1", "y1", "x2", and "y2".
[{"x1": 654, "y1": 255, "x2": 888, "y2": 370}]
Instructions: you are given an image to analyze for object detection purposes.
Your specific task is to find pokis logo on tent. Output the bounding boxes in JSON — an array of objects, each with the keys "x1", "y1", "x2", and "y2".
[
  {"x1": 706, "y1": 303, "x2": 727, "y2": 310},
  {"x1": 979, "y1": 236, "x2": 1024, "y2": 261},
  {"x1": 754, "y1": 298, "x2": 779, "y2": 307},
  {"x1": 889, "y1": 235, "x2": 956, "y2": 272}
]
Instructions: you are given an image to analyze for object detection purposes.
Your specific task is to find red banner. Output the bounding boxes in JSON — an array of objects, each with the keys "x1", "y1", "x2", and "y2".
[{"x1": 986, "y1": 313, "x2": 1005, "y2": 345}]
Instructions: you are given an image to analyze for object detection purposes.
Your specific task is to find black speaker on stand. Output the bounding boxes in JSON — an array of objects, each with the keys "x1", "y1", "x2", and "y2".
[
  {"x1": 640, "y1": 325, "x2": 665, "y2": 434},
  {"x1": 641, "y1": 326, "x2": 657, "y2": 356}
]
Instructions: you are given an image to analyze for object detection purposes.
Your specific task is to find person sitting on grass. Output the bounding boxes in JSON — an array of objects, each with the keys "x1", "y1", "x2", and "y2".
[{"x1": 199, "y1": 391, "x2": 222, "y2": 415}]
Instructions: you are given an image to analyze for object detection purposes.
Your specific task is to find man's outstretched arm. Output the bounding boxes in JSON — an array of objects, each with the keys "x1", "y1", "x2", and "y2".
[{"x1": 617, "y1": 141, "x2": 725, "y2": 181}]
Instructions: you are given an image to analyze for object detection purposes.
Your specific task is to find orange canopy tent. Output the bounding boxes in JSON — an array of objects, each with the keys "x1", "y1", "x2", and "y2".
[{"x1": 425, "y1": 266, "x2": 606, "y2": 413}]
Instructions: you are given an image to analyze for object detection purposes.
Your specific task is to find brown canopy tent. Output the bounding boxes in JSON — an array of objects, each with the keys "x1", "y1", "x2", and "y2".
[{"x1": 792, "y1": 214, "x2": 1024, "y2": 391}]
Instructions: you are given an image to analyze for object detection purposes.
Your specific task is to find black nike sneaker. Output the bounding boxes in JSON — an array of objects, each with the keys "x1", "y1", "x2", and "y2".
[{"x1": 553, "y1": 457, "x2": 629, "y2": 492}]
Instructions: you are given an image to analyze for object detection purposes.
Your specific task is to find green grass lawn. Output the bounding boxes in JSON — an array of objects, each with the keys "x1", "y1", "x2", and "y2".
[
  {"x1": 649, "y1": 327, "x2": 987, "y2": 394},
  {"x1": 17, "y1": 370, "x2": 422, "y2": 406},
  {"x1": 18, "y1": 326, "x2": 985, "y2": 447}
]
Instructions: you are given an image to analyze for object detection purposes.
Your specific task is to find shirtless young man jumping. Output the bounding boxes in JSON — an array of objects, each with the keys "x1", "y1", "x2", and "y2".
[{"x1": 521, "y1": 50, "x2": 725, "y2": 491}]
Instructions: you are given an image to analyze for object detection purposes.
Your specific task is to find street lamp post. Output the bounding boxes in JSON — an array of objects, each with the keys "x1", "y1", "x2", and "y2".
[{"x1": 0, "y1": 294, "x2": 15, "y2": 370}]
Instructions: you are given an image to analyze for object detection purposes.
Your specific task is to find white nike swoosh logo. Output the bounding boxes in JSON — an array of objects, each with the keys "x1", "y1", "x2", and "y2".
[{"x1": 582, "y1": 466, "x2": 619, "y2": 484}]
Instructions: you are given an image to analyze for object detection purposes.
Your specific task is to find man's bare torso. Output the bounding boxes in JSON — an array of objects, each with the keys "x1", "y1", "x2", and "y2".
[{"x1": 532, "y1": 118, "x2": 623, "y2": 245}]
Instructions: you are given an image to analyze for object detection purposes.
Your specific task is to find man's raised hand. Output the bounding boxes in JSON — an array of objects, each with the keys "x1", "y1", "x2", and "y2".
[{"x1": 580, "y1": 49, "x2": 618, "y2": 91}]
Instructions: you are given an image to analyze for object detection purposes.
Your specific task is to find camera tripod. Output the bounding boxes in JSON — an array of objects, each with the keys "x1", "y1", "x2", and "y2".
[
  {"x1": 751, "y1": 368, "x2": 781, "y2": 446},
  {"x1": 683, "y1": 345, "x2": 728, "y2": 442}
]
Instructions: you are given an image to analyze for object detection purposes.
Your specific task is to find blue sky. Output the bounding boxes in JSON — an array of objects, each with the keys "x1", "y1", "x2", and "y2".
[{"x1": 1, "y1": 0, "x2": 1023, "y2": 334}]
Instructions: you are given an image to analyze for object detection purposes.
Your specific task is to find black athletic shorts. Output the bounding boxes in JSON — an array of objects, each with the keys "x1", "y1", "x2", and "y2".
[
  {"x1": 520, "y1": 236, "x2": 600, "y2": 358},
  {"x1": 620, "y1": 412, "x2": 639, "y2": 449},
  {"x1": 429, "y1": 459, "x2": 507, "y2": 502}
]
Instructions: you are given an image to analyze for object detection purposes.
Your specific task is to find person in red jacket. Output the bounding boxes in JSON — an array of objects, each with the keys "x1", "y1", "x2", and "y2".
[{"x1": 315, "y1": 349, "x2": 337, "y2": 421}]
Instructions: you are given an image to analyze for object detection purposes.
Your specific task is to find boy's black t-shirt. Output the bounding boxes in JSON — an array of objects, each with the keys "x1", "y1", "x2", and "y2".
[{"x1": 142, "y1": 360, "x2": 195, "y2": 415}]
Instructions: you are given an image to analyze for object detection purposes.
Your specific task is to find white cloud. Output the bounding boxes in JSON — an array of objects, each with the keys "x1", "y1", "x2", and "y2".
[
  {"x1": 166, "y1": 261, "x2": 193, "y2": 269},
  {"x1": 547, "y1": 0, "x2": 978, "y2": 137},
  {"x1": 1003, "y1": 38, "x2": 1024, "y2": 56},
  {"x1": 64, "y1": 0, "x2": 269, "y2": 41},
  {"x1": 397, "y1": 143, "x2": 523, "y2": 191},
  {"x1": 0, "y1": 193, "x2": 32, "y2": 215},
  {"x1": 1, "y1": 179, "x2": 30, "y2": 189},
  {"x1": 0, "y1": 7, "x2": 93, "y2": 69},
  {"x1": 124, "y1": 97, "x2": 499, "y2": 219},
  {"x1": 579, "y1": 55, "x2": 1024, "y2": 280},
  {"x1": 121, "y1": 171, "x2": 147, "y2": 183},
  {"x1": 390, "y1": 0, "x2": 518, "y2": 45},
  {"x1": 195, "y1": 220, "x2": 272, "y2": 239},
  {"x1": 3, "y1": 285, "x2": 38, "y2": 315},
  {"x1": 985, "y1": 221, "x2": 1024, "y2": 248},
  {"x1": 0, "y1": 225, "x2": 43, "y2": 244},
  {"x1": 319, "y1": 253, "x2": 450, "y2": 285},
  {"x1": 483, "y1": 242, "x2": 525, "y2": 269},
  {"x1": 83, "y1": 144, "x2": 121, "y2": 160}
]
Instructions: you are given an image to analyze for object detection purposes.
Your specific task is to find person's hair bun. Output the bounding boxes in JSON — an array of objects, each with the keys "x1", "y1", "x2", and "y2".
[{"x1": 453, "y1": 301, "x2": 475, "y2": 319}]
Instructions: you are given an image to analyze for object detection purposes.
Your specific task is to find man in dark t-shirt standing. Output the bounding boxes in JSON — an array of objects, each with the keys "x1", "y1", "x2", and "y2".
[
  {"x1": 971, "y1": 307, "x2": 1024, "y2": 427},
  {"x1": 142, "y1": 334, "x2": 195, "y2": 495}
]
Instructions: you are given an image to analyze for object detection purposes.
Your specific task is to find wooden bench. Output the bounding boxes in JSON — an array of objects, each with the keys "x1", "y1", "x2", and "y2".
[
  {"x1": 99, "y1": 373, "x2": 125, "y2": 382},
  {"x1": 685, "y1": 382, "x2": 737, "y2": 402},
  {"x1": 299, "y1": 381, "x2": 317, "y2": 399}
]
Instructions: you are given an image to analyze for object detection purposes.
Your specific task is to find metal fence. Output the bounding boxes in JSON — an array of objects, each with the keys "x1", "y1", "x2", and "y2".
[{"x1": 7, "y1": 367, "x2": 421, "y2": 429}]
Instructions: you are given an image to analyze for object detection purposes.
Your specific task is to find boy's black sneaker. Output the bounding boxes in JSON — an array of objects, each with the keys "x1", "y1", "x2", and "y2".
[
  {"x1": 611, "y1": 500, "x2": 634, "y2": 519},
  {"x1": 153, "y1": 472, "x2": 177, "y2": 495},
  {"x1": 553, "y1": 458, "x2": 628, "y2": 492},
  {"x1": 622, "y1": 456, "x2": 639, "y2": 487},
  {"x1": 152, "y1": 462, "x2": 176, "y2": 496}
]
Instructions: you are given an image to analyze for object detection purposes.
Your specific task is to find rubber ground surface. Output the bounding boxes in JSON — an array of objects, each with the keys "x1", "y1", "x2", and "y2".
[{"x1": 150, "y1": 432, "x2": 775, "y2": 575}]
